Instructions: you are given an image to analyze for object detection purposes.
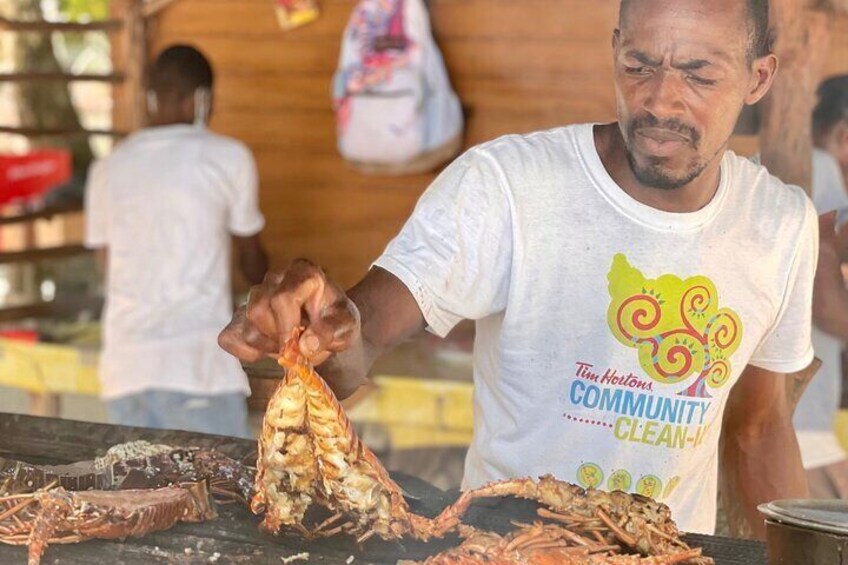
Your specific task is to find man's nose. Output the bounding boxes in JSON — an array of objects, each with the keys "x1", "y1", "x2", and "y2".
[{"x1": 642, "y1": 71, "x2": 686, "y2": 118}]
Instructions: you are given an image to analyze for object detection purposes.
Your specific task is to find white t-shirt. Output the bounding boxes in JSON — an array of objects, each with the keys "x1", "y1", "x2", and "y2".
[
  {"x1": 84, "y1": 124, "x2": 265, "y2": 400},
  {"x1": 794, "y1": 149, "x2": 848, "y2": 469},
  {"x1": 375, "y1": 123, "x2": 817, "y2": 534}
]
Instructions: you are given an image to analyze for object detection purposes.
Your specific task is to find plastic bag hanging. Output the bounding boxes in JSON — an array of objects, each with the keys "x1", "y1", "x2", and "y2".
[{"x1": 332, "y1": 0, "x2": 464, "y2": 175}]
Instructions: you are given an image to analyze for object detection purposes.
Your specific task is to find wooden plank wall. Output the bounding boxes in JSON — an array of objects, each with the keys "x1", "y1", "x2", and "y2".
[{"x1": 147, "y1": 0, "x2": 848, "y2": 289}]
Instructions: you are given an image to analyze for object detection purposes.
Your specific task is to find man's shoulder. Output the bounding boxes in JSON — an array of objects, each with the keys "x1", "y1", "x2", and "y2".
[
  {"x1": 466, "y1": 123, "x2": 590, "y2": 176},
  {"x1": 196, "y1": 130, "x2": 254, "y2": 162},
  {"x1": 725, "y1": 151, "x2": 816, "y2": 238},
  {"x1": 727, "y1": 151, "x2": 812, "y2": 214},
  {"x1": 475, "y1": 123, "x2": 586, "y2": 154}
]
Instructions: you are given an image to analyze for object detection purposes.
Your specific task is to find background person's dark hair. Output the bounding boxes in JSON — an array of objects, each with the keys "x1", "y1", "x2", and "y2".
[
  {"x1": 619, "y1": 0, "x2": 770, "y2": 62},
  {"x1": 813, "y1": 75, "x2": 848, "y2": 139},
  {"x1": 149, "y1": 44, "x2": 214, "y2": 100}
]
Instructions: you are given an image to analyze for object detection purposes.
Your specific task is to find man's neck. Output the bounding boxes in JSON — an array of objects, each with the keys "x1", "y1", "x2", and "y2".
[
  {"x1": 594, "y1": 123, "x2": 723, "y2": 214},
  {"x1": 148, "y1": 113, "x2": 192, "y2": 128}
]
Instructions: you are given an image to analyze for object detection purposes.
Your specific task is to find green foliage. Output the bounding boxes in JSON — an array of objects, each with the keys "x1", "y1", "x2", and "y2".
[{"x1": 58, "y1": 0, "x2": 109, "y2": 21}]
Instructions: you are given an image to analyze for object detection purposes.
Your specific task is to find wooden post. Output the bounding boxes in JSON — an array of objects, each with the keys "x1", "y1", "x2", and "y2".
[
  {"x1": 759, "y1": 0, "x2": 833, "y2": 194},
  {"x1": 28, "y1": 392, "x2": 60, "y2": 418},
  {"x1": 110, "y1": 0, "x2": 147, "y2": 133},
  {"x1": 718, "y1": 0, "x2": 835, "y2": 540}
]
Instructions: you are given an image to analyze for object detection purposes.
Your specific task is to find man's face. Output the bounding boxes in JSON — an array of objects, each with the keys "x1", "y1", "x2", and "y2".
[{"x1": 613, "y1": 0, "x2": 764, "y2": 190}]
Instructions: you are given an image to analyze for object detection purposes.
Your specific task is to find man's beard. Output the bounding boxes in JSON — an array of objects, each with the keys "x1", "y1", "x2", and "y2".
[
  {"x1": 624, "y1": 115, "x2": 706, "y2": 190},
  {"x1": 625, "y1": 150, "x2": 707, "y2": 190}
]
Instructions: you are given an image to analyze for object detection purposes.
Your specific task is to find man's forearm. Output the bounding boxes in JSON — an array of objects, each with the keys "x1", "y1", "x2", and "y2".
[
  {"x1": 722, "y1": 415, "x2": 808, "y2": 539},
  {"x1": 316, "y1": 334, "x2": 377, "y2": 400}
]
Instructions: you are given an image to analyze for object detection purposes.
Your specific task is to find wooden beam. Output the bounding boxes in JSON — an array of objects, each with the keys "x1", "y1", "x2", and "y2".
[
  {"x1": 0, "y1": 16, "x2": 122, "y2": 32},
  {"x1": 759, "y1": 0, "x2": 833, "y2": 195},
  {"x1": 0, "y1": 125, "x2": 124, "y2": 137},
  {"x1": 0, "y1": 204, "x2": 83, "y2": 226},
  {"x1": 111, "y1": 0, "x2": 147, "y2": 132},
  {"x1": 0, "y1": 72, "x2": 124, "y2": 83},
  {"x1": 0, "y1": 296, "x2": 103, "y2": 321},
  {"x1": 143, "y1": 0, "x2": 184, "y2": 18},
  {"x1": 0, "y1": 245, "x2": 90, "y2": 265}
]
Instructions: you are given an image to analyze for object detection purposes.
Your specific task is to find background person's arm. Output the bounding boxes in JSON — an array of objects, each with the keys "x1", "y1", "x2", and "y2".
[{"x1": 233, "y1": 233, "x2": 269, "y2": 286}]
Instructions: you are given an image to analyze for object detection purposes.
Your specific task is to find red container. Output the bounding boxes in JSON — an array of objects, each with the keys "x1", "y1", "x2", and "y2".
[
  {"x1": 0, "y1": 329, "x2": 38, "y2": 343},
  {"x1": 0, "y1": 150, "x2": 72, "y2": 205}
]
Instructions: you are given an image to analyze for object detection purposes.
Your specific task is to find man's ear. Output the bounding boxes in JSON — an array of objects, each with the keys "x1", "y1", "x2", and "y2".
[
  {"x1": 838, "y1": 120, "x2": 848, "y2": 147},
  {"x1": 744, "y1": 53, "x2": 778, "y2": 106}
]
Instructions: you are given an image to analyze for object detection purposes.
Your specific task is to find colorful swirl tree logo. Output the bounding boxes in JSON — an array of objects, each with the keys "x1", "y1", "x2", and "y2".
[{"x1": 606, "y1": 254, "x2": 742, "y2": 398}]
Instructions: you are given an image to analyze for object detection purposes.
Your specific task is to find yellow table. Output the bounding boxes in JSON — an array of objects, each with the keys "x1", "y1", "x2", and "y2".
[
  {"x1": 835, "y1": 411, "x2": 848, "y2": 453},
  {"x1": 346, "y1": 375, "x2": 474, "y2": 450},
  {"x1": 0, "y1": 337, "x2": 476, "y2": 448},
  {"x1": 0, "y1": 337, "x2": 100, "y2": 395},
  {"x1": 0, "y1": 337, "x2": 100, "y2": 416}
]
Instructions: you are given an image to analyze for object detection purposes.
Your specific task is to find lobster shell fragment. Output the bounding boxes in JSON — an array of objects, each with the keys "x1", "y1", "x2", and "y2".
[
  {"x1": 0, "y1": 440, "x2": 255, "y2": 504},
  {"x1": 0, "y1": 481, "x2": 215, "y2": 565},
  {"x1": 402, "y1": 523, "x2": 707, "y2": 565}
]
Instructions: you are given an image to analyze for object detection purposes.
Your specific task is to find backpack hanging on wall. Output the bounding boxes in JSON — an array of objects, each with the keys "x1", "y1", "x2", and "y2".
[{"x1": 332, "y1": 0, "x2": 464, "y2": 175}]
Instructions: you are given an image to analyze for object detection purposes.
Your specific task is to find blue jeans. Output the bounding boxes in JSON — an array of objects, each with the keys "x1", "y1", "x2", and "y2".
[{"x1": 106, "y1": 390, "x2": 251, "y2": 439}]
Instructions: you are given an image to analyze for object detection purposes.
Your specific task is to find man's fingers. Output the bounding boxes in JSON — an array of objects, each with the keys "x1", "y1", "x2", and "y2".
[
  {"x1": 299, "y1": 299, "x2": 361, "y2": 358},
  {"x1": 242, "y1": 324, "x2": 279, "y2": 354},
  {"x1": 245, "y1": 283, "x2": 279, "y2": 339},
  {"x1": 270, "y1": 280, "x2": 318, "y2": 349},
  {"x1": 224, "y1": 259, "x2": 362, "y2": 362},
  {"x1": 218, "y1": 307, "x2": 278, "y2": 363},
  {"x1": 269, "y1": 259, "x2": 336, "y2": 349},
  {"x1": 218, "y1": 328, "x2": 264, "y2": 364},
  {"x1": 322, "y1": 299, "x2": 361, "y2": 351}
]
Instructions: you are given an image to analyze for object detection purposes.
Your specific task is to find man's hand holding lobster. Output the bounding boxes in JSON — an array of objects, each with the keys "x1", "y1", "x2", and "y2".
[{"x1": 219, "y1": 258, "x2": 361, "y2": 367}]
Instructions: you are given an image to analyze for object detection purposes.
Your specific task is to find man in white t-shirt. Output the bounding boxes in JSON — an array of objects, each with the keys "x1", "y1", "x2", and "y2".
[
  {"x1": 85, "y1": 45, "x2": 268, "y2": 437},
  {"x1": 220, "y1": 0, "x2": 815, "y2": 536},
  {"x1": 795, "y1": 76, "x2": 848, "y2": 497}
]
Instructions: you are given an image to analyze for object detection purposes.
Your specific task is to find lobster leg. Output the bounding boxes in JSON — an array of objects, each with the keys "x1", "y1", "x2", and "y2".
[{"x1": 27, "y1": 490, "x2": 73, "y2": 565}]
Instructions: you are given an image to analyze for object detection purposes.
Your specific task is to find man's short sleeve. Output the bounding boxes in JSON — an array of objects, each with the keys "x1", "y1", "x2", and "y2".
[
  {"x1": 227, "y1": 145, "x2": 265, "y2": 236},
  {"x1": 748, "y1": 198, "x2": 819, "y2": 373},
  {"x1": 84, "y1": 159, "x2": 108, "y2": 248},
  {"x1": 812, "y1": 149, "x2": 848, "y2": 218},
  {"x1": 373, "y1": 148, "x2": 513, "y2": 337}
]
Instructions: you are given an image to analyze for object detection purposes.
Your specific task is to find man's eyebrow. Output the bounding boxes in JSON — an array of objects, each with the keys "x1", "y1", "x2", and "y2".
[
  {"x1": 624, "y1": 50, "x2": 662, "y2": 66},
  {"x1": 673, "y1": 59, "x2": 711, "y2": 71},
  {"x1": 624, "y1": 50, "x2": 715, "y2": 71}
]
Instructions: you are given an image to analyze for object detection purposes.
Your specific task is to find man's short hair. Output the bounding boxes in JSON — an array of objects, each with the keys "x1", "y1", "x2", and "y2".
[
  {"x1": 619, "y1": 0, "x2": 770, "y2": 61},
  {"x1": 813, "y1": 75, "x2": 848, "y2": 137},
  {"x1": 149, "y1": 45, "x2": 213, "y2": 99}
]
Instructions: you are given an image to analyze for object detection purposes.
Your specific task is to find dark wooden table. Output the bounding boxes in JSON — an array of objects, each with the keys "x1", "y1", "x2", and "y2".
[{"x1": 0, "y1": 413, "x2": 768, "y2": 564}]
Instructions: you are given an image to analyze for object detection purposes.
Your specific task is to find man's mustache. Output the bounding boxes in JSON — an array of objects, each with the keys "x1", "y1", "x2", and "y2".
[{"x1": 629, "y1": 115, "x2": 700, "y2": 147}]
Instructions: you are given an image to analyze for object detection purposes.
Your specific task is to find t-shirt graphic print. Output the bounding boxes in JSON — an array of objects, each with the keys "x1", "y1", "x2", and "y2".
[{"x1": 567, "y1": 253, "x2": 743, "y2": 503}]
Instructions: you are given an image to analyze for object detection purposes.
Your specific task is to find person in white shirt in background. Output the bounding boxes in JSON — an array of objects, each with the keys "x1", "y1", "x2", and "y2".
[
  {"x1": 796, "y1": 74, "x2": 848, "y2": 497},
  {"x1": 84, "y1": 45, "x2": 269, "y2": 438}
]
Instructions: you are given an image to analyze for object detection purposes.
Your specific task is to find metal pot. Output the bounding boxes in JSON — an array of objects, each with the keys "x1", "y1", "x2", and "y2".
[{"x1": 760, "y1": 499, "x2": 848, "y2": 564}]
